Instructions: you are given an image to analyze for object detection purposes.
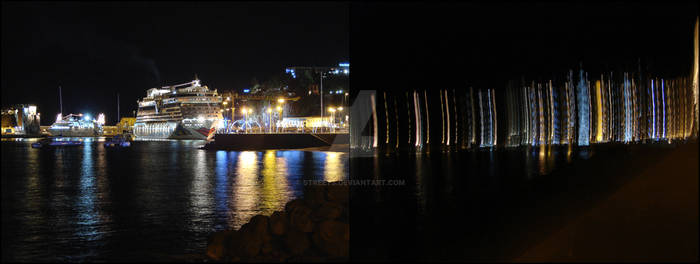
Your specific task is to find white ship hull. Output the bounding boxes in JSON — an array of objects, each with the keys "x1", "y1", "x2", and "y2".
[
  {"x1": 47, "y1": 128, "x2": 102, "y2": 137},
  {"x1": 48, "y1": 114, "x2": 104, "y2": 137},
  {"x1": 133, "y1": 120, "x2": 216, "y2": 140}
]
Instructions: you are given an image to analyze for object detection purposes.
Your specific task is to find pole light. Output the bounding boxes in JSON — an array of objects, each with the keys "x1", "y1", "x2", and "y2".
[{"x1": 328, "y1": 107, "x2": 336, "y2": 132}]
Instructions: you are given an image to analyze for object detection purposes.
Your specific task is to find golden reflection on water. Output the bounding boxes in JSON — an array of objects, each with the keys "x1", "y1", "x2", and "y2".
[
  {"x1": 232, "y1": 151, "x2": 259, "y2": 229},
  {"x1": 323, "y1": 152, "x2": 345, "y2": 182},
  {"x1": 259, "y1": 150, "x2": 290, "y2": 216}
]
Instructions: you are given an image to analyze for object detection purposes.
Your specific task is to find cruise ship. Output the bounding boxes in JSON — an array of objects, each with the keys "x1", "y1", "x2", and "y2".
[
  {"x1": 48, "y1": 113, "x2": 105, "y2": 137},
  {"x1": 134, "y1": 77, "x2": 223, "y2": 139}
]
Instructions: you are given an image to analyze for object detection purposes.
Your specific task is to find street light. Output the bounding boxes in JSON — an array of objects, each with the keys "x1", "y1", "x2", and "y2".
[
  {"x1": 320, "y1": 73, "x2": 326, "y2": 131},
  {"x1": 277, "y1": 98, "x2": 285, "y2": 103},
  {"x1": 328, "y1": 107, "x2": 336, "y2": 132},
  {"x1": 276, "y1": 105, "x2": 283, "y2": 132}
]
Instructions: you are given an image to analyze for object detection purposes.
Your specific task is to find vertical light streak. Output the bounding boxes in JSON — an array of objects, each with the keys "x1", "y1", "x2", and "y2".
[
  {"x1": 487, "y1": 88, "x2": 493, "y2": 146},
  {"x1": 537, "y1": 84, "x2": 545, "y2": 146},
  {"x1": 623, "y1": 74, "x2": 633, "y2": 142},
  {"x1": 440, "y1": 89, "x2": 445, "y2": 145},
  {"x1": 424, "y1": 90, "x2": 430, "y2": 145},
  {"x1": 384, "y1": 92, "x2": 389, "y2": 145},
  {"x1": 453, "y1": 88, "x2": 459, "y2": 147},
  {"x1": 651, "y1": 79, "x2": 657, "y2": 139},
  {"x1": 491, "y1": 88, "x2": 498, "y2": 147},
  {"x1": 632, "y1": 79, "x2": 639, "y2": 141},
  {"x1": 662, "y1": 79, "x2": 666, "y2": 139},
  {"x1": 479, "y1": 89, "x2": 485, "y2": 147},
  {"x1": 524, "y1": 86, "x2": 531, "y2": 146},
  {"x1": 371, "y1": 93, "x2": 378, "y2": 148},
  {"x1": 693, "y1": 17, "x2": 699, "y2": 137},
  {"x1": 564, "y1": 81, "x2": 571, "y2": 144},
  {"x1": 607, "y1": 76, "x2": 613, "y2": 142},
  {"x1": 470, "y1": 87, "x2": 476, "y2": 146},
  {"x1": 577, "y1": 70, "x2": 590, "y2": 146},
  {"x1": 549, "y1": 80, "x2": 556, "y2": 145},
  {"x1": 595, "y1": 80, "x2": 603, "y2": 142},
  {"x1": 414, "y1": 91, "x2": 422, "y2": 147},
  {"x1": 445, "y1": 89, "x2": 451, "y2": 146},
  {"x1": 395, "y1": 96, "x2": 399, "y2": 149}
]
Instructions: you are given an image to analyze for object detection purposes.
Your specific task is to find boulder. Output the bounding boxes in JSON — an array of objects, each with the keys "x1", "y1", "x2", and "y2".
[
  {"x1": 284, "y1": 229, "x2": 310, "y2": 256},
  {"x1": 312, "y1": 220, "x2": 349, "y2": 258},
  {"x1": 303, "y1": 184, "x2": 327, "y2": 208},
  {"x1": 311, "y1": 201, "x2": 342, "y2": 221},
  {"x1": 248, "y1": 215, "x2": 270, "y2": 238},
  {"x1": 236, "y1": 215, "x2": 271, "y2": 258},
  {"x1": 261, "y1": 240, "x2": 275, "y2": 256},
  {"x1": 288, "y1": 203, "x2": 314, "y2": 233},
  {"x1": 223, "y1": 230, "x2": 241, "y2": 260},
  {"x1": 301, "y1": 248, "x2": 326, "y2": 262},
  {"x1": 206, "y1": 230, "x2": 233, "y2": 261},
  {"x1": 269, "y1": 211, "x2": 288, "y2": 236},
  {"x1": 325, "y1": 184, "x2": 349, "y2": 204},
  {"x1": 285, "y1": 199, "x2": 307, "y2": 213}
]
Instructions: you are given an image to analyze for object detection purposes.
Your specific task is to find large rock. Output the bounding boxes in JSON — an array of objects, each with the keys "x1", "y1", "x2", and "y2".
[
  {"x1": 325, "y1": 184, "x2": 349, "y2": 204},
  {"x1": 312, "y1": 201, "x2": 343, "y2": 221},
  {"x1": 312, "y1": 220, "x2": 349, "y2": 258},
  {"x1": 288, "y1": 202, "x2": 314, "y2": 233},
  {"x1": 248, "y1": 215, "x2": 270, "y2": 238},
  {"x1": 206, "y1": 230, "x2": 234, "y2": 261},
  {"x1": 285, "y1": 199, "x2": 307, "y2": 213},
  {"x1": 223, "y1": 230, "x2": 241, "y2": 260},
  {"x1": 236, "y1": 215, "x2": 271, "y2": 258},
  {"x1": 269, "y1": 211, "x2": 288, "y2": 236},
  {"x1": 303, "y1": 184, "x2": 327, "y2": 208},
  {"x1": 284, "y1": 229, "x2": 310, "y2": 256}
]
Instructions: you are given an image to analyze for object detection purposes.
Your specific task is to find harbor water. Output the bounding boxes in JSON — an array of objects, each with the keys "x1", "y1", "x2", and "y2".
[{"x1": 1, "y1": 138, "x2": 348, "y2": 262}]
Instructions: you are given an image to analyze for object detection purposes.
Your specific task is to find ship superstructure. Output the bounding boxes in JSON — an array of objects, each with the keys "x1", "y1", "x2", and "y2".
[
  {"x1": 134, "y1": 78, "x2": 222, "y2": 139},
  {"x1": 48, "y1": 113, "x2": 104, "y2": 137}
]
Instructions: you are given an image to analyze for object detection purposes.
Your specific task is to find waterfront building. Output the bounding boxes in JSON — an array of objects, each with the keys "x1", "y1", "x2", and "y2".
[
  {"x1": 1, "y1": 104, "x2": 40, "y2": 136},
  {"x1": 117, "y1": 117, "x2": 136, "y2": 134}
]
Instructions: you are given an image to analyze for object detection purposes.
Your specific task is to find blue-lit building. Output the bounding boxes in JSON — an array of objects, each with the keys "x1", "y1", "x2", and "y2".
[{"x1": 285, "y1": 62, "x2": 349, "y2": 80}]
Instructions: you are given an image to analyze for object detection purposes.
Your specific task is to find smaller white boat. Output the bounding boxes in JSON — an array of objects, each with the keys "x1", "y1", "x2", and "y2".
[
  {"x1": 104, "y1": 134, "x2": 131, "y2": 147},
  {"x1": 31, "y1": 138, "x2": 83, "y2": 148}
]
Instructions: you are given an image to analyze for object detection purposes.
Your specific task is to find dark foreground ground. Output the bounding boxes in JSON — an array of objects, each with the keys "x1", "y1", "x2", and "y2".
[
  {"x1": 349, "y1": 142, "x2": 698, "y2": 262},
  {"x1": 515, "y1": 142, "x2": 698, "y2": 262}
]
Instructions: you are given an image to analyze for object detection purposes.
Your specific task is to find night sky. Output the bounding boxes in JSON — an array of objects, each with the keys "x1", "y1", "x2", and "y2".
[
  {"x1": 350, "y1": 2, "x2": 698, "y2": 92},
  {"x1": 2, "y1": 1, "x2": 348, "y2": 124},
  {"x1": 3, "y1": 2, "x2": 698, "y2": 125}
]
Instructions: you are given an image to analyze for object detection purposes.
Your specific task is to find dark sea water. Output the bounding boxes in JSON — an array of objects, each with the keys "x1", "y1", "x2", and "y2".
[
  {"x1": 348, "y1": 143, "x2": 692, "y2": 261},
  {"x1": 1, "y1": 138, "x2": 348, "y2": 262}
]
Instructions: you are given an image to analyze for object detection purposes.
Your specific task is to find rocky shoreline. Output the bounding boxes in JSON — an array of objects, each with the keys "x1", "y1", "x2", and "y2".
[{"x1": 206, "y1": 181, "x2": 348, "y2": 262}]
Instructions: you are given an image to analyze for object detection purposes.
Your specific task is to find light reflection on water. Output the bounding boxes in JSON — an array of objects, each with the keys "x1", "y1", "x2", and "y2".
[{"x1": 1, "y1": 138, "x2": 348, "y2": 262}]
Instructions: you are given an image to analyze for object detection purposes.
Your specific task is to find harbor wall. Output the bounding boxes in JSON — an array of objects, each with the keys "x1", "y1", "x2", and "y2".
[{"x1": 206, "y1": 133, "x2": 349, "y2": 150}]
